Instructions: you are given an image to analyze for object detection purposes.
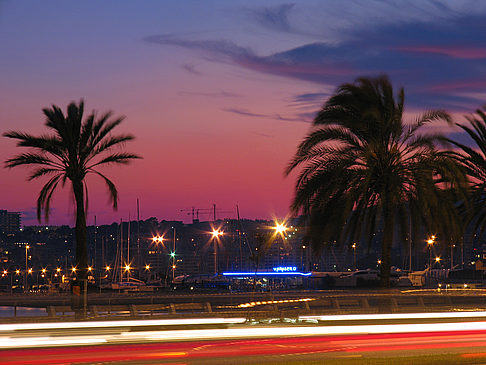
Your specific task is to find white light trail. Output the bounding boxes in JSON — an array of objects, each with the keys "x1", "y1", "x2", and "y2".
[
  {"x1": 2, "y1": 311, "x2": 486, "y2": 349},
  {"x1": 299, "y1": 311, "x2": 486, "y2": 322},
  {"x1": 0, "y1": 317, "x2": 246, "y2": 332}
]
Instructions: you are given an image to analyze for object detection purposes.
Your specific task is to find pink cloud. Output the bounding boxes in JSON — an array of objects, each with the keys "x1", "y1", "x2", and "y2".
[
  {"x1": 426, "y1": 79, "x2": 486, "y2": 92},
  {"x1": 398, "y1": 45, "x2": 486, "y2": 60}
]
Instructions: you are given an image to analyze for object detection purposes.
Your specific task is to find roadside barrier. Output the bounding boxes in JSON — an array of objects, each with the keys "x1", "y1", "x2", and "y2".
[{"x1": 11, "y1": 293, "x2": 486, "y2": 322}]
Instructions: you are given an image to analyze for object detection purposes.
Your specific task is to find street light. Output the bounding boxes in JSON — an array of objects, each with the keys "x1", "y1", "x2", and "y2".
[
  {"x1": 427, "y1": 235, "x2": 436, "y2": 269},
  {"x1": 210, "y1": 229, "x2": 224, "y2": 275},
  {"x1": 24, "y1": 245, "x2": 30, "y2": 292},
  {"x1": 352, "y1": 243, "x2": 357, "y2": 271},
  {"x1": 170, "y1": 251, "x2": 176, "y2": 280},
  {"x1": 152, "y1": 235, "x2": 165, "y2": 279}
]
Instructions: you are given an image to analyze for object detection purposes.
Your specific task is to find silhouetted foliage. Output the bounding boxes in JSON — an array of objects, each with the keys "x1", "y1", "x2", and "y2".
[
  {"x1": 286, "y1": 76, "x2": 468, "y2": 286},
  {"x1": 446, "y1": 106, "x2": 486, "y2": 235},
  {"x1": 4, "y1": 100, "x2": 141, "y2": 283}
]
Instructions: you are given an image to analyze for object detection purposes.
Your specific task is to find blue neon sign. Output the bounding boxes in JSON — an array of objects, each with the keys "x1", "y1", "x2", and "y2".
[
  {"x1": 273, "y1": 266, "x2": 297, "y2": 272},
  {"x1": 222, "y1": 271, "x2": 311, "y2": 276}
]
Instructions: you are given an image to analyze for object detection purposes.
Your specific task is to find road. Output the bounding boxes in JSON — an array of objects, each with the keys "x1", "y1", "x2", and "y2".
[{"x1": 2, "y1": 312, "x2": 486, "y2": 364}]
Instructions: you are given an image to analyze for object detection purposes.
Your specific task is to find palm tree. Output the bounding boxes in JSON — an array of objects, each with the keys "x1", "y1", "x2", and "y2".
[
  {"x1": 4, "y1": 100, "x2": 140, "y2": 304},
  {"x1": 445, "y1": 106, "x2": 486, "y2": 235},
  {"x1": 285, "y1": 76, "x2": 467, "y2": 286}
]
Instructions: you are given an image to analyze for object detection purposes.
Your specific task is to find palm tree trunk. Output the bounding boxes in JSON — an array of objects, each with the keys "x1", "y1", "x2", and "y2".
[
  {"x1": 380, "y1": 202, "x2": 395, "y2": 288},
  {"x1": 73, "y1": 179, "x2": 88, "y2": 317}
]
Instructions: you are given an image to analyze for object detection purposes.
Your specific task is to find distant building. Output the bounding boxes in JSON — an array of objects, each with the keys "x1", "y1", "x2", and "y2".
[{"x1": 0, "y1": 210, "x2": 21, "y2": 234}]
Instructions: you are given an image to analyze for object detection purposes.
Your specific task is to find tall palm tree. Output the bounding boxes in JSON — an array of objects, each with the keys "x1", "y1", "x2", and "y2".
[
  {"x1": 446, "y1": 106, "x2": 486, "y2": 234},
  {"x1": 285, "y1": 76, "x2": 467, "y2": 286},
  {"x1": 3, "y1": 100, "x2": 141, "y2": 293}
]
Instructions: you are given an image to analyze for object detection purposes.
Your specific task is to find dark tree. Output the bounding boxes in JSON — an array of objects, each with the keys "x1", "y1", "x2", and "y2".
[
  {"x1": 4, "y1": 100, "x2": 141, "y2": 305},
  {"x1": 286, "y1": 76, "x2": 467, "y2": 286},
  {"x1": 446, "y1": 106, "x2": 486, "y2": 234}
]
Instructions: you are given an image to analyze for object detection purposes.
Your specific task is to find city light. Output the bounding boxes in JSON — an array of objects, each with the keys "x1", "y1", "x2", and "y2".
[
  {"x1": 27, "y1": 268, "x2": 32, "y2": 274},
  {"x1": 87, "y1": 266, "x2": 93, "y2": 272},
  {"x1": 124, "y1": 265, "x2": 131, "y2": 271},
  {"x1": 273, "y1": 221, "x2": 287, "y2": 235},
  {"x1": 71, "y1": 267, "x2": 77, "y2": 273},
  {"x1": 170, "y1": 252, "x2": 176, "y2": 258},
  {"x1": 56, "y1": 268, "x2": 61, "y2": 272},
  {"x1": 211, "y1": 229, "x2": 223, "y2": 238},
  {"x1": 435, "y1": 257, "x2": 441, "y2": 262},
  {"x1": 152, "y1": 235, "x2": 164, "y2": 244},
  {"x1": 145, "y1": 265, "x2": 150, "y2": 270},
  {"x1": 105, "y1": 265, "x2": 111, "y2": 271},
  {"x1": 3, "y1": 270, "x2": 7, "y2": 275},
  {"x1": 15, "y1": 270, "x2": 20, "y2": 275},
  {"x1": 41, "y1": 268, "x2": 46, "y2": 273}
]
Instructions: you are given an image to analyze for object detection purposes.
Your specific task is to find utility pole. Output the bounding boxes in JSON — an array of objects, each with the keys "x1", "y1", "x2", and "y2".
[{"x1": 172, "y1": 228, "x2": 176, "y2": 281}]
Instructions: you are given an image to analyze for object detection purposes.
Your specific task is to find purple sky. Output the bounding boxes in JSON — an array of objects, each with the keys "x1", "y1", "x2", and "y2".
[{"x1": 1, "y1": 1, "x2": 486, "y2": 226}]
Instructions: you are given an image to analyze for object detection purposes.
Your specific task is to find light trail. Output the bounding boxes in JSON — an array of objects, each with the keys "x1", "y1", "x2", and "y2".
[
  {"x1": 2, "y1": 311, "x2": 486, "y2": 349},
  {"x1": 0, "y1": 317, "x2": 246, "y2": 332},
  {"x1": 299, "y1": 310, "x2": 486, "y2": 322}
]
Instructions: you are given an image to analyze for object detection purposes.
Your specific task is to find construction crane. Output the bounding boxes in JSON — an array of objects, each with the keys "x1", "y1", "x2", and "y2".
[{"x1": 180, "y1": 204, "x2": 232, "y2": 223}]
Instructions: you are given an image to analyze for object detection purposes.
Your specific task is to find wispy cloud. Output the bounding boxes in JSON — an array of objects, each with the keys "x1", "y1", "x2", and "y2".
[
  {"x1": 146, "y1": 6, "x2": 486, "y2": 113},
  {"x1": 248, "y1": 3, "x2": 295, "y2": 33},
  {"x1": 178, "y1": 90, "x2": 240, "y2": 98},
  {"x1": 223, "y1": 107, "x2": 309, "y2": 123},
  {"x1": 182, "y1": 63, "x2": 202, "y2": 75}
]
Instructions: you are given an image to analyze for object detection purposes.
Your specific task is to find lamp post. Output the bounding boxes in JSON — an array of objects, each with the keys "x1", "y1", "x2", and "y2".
[
  {"x1": 435, "y1": 256, "x2": 441, "y2": 268},
  {"x1": 352, "y1": 243, "x2": 357, "y2": 271},
  {"x1": 144, "y1": 264, "x2": 150, "y2": 281},
  {"x1": 211, "y1": 229, "x2": 224, "y2": 275},
  {"x1": 173, "y1": 227, "x2": 176, "y2": 281},
  {"x1": 170, "y1": 252, "x2": 176, "y2": 281},
  {"x1": 273, "y1": 220, "x2": 288, "y2": 266},
  {"x1": 427, "y1": 235, "x2": 436, "y2": 269},
  {"x1": 24, "y1": 245, "x2": 30, "y2": 292},
  {"x1": 152, "y1": 235, "x2": 164, "y2": 281}
]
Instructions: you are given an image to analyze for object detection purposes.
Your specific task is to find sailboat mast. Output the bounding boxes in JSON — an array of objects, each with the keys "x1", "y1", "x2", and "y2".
[
  {"x1": 237, "y1": 204, "x2": 242, "y2": 269},
  {"x1": 120, "y1": 219, "x2": 123, "y2": 282},
  {"x1": 137, "y1": 198, "x2": 140, "y2": 280},
  {"x1": 127, "y1": 214, "x2": 130, "y2": 280}
]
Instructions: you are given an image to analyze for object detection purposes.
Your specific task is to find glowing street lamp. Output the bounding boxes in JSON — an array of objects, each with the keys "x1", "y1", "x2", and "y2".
[
  {"x1": 24, "y1": 245, "x2": 30, "y2": 292},
  {"x1": 273, "y1": 221, "x2": 288, "y2": 236},
  {"x1": 71, "y1": 267, "x2": 77, "y2": 274},
  {"x1": 145, "y1": 264, "x2": 150, "y2": 270},
  {"x1": 152, "y1": 235, "x2": 164, "y2": 244},
  {"x1": 427, "y1": 235, "x2": 436, "y2": 269},
  {"x1": 352, "y1": 243, "x2": 357, "y2": 271},
  {"x1": 105, "y1": 265, "x2": 111, "y2": 271},
  {"x1": 124, "y1": 264, "x2": 131, "y2": 272},
  {"x1": 152, "y1": 235, "x2": 165, "y2": 276},
  {"x1": 210, "y1": 229, "x2": 224, "y2": 275},
  {"x1": 56, "y1": 268, "x2": 61, "y2": 273}
]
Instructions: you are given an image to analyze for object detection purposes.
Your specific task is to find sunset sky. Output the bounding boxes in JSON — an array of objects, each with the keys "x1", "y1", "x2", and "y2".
[{"x1": 1, "y1": 1, "x2": 486, "y2": 226}]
